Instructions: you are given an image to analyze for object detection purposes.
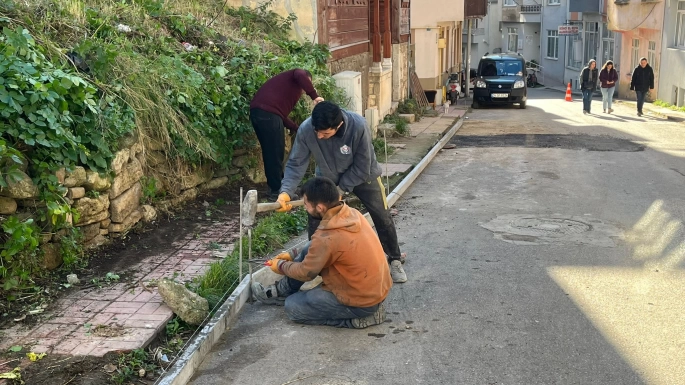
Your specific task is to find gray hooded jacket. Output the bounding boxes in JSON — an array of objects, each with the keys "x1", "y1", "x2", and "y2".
[{"x1": 280, "y1": 110, "x2": 382, "y2": 196}]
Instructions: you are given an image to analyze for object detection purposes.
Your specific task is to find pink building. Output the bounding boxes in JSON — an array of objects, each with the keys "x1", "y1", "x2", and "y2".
[{"x1": 607, "y1": 0, "x2": 666, "y2": 101}]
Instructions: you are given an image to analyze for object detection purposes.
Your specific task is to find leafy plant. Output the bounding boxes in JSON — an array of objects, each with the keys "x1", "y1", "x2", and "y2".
[
  {"x1": 397, "y1": 98, "x2": 425, "y2": 120},
  {"x1": 373, "y1": 137, "x2": 395, "y2": 162},
  {"x1": 111, "y1": 348, "x2": 157, "y2": 384},
  {"x1": 653, "y1": 99, "x2": 685, "y2": 113}
]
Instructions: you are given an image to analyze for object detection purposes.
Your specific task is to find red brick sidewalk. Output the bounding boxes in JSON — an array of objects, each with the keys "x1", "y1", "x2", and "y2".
[{"x1": 0, "y1": 218, "x2": 239, "y2": 357}]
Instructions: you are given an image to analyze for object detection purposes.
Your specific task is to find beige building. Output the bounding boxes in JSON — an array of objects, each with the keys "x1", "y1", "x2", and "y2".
[{"x1": 411, "y1": 0, "x2": 465, "y2": 103}]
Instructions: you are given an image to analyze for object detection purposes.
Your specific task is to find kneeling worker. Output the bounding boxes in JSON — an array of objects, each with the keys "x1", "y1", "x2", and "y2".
[{"x1": 252, "y1": 177, "x2": 391, "y2": 328}]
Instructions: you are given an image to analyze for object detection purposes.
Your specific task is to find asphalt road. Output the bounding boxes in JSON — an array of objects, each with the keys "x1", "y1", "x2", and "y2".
[{"x1": 189, "y1": 89, "x2": 685, "y2": 385}]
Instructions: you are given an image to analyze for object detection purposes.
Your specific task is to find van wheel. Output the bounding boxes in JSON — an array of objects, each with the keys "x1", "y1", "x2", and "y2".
[
  {"x1": 471, "y1": 101, "x2": 480, "y2": 109},
  {"x1": 519, "y1": 101, "x2": 526, "y2": 109}
]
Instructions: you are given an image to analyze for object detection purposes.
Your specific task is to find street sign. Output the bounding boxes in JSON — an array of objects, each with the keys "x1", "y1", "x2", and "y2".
[
  {"x1": 558, "y1": 26, "x2": 580, "y2": 35},
  {"x1": 558, "y1": 25, "x2": 580, "y2": 35}
]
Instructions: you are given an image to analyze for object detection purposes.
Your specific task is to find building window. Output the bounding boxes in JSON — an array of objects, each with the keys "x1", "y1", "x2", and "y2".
[
  {"x1": 504, "y1": 0, "x2": 516, "y2": 6},
  {"x1": 648, "y1": 40, "x2": 658, "y2": 71},
  {"x1": 631, "y1": 38, "x2": 640, "y2": 70},
  {"x1": 566, "y1": 24, "x2": 583, "y2": 69},
  {"x1": 584, "y1": 22, "x2": 599, "y2": 65},
  {"x1": 547, "y1": 30, "x2": 559, "y2": 59},
  {"x1": 602, "y1": 26, "x2": 615, "y2": 64},
  {"x1": 677, "y1": 1, "x2": 685, "y2": 48},
  {"x1": 508, "y1": 28, "x2": 519, "y2": 52},
  {"x1": 548, "y1": 0, "x2": 560, "y2": 4}
]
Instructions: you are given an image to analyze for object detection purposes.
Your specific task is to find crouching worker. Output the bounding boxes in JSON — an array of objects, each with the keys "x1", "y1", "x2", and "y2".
[{"x1": 251, "y1": 176, "x2": 391, "y2": 328}]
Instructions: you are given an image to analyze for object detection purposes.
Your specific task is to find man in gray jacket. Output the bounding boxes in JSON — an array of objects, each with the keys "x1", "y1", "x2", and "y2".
[{"x1": 275, "y1": 101, "x2": 407, "y2": 283}]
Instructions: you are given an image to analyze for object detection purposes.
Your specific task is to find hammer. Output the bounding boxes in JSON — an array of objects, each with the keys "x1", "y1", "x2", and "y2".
[{"x1": 240, "y1": 189, "x2": 304, "y2": 227}]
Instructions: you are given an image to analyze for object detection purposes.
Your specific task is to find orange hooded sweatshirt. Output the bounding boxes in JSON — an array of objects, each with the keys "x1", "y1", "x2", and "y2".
[{"x1": 279, "y1": 203, "x2": 391, "y2": 307}]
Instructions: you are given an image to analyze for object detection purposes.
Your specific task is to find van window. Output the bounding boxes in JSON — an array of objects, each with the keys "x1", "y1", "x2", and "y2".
[{"x1": 479, "y1": 60, "x2": 523, "y2": 76}]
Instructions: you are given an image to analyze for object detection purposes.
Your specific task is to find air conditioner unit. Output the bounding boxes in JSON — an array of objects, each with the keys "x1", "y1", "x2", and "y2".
[{"x1": 332, "y1": 71, "x2": 363, "y2": 116}]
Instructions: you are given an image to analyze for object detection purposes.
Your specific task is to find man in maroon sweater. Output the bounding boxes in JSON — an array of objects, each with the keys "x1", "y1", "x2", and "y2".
[{"x1": 250, "y1": 69, "x2": 324, "y2": 199}]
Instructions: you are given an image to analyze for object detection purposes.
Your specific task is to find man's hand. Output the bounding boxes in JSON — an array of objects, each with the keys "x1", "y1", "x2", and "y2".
[
  {"x1": 276, "y1": 192, "x2": 292, "y2": 212},
  {"x1": 267, "y1": 258, "x2": 284, "y2": 274},
  {"x1": 274, "y1": 251, "x2": 293, "y2": 262},
  {"x1": 313, "y1": 97, "x2": 324, "y2": 105}
]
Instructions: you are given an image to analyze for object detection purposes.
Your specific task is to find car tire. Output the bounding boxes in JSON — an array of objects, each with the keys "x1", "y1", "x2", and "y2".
[
  {"x1": 472, "y1": 101, "x2": 480, "y2": 109},
  {"x1": 519, "y1": 101, "x2": 526, "y2": 109}
]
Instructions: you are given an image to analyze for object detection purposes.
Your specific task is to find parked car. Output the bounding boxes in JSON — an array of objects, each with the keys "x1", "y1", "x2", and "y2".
[{"x1": 472, "y1": 53, "x2": 527, "y2": 109}]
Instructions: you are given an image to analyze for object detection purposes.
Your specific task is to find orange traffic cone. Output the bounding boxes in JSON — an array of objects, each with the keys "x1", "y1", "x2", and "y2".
[{"x1": 565, "y1": 83, "x2": 572, "y2": 102}]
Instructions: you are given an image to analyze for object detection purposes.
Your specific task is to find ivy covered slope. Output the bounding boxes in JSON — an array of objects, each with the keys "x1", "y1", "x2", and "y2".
[{"x1": 0, "y1": 0, "x2": 346, "y2": 302}]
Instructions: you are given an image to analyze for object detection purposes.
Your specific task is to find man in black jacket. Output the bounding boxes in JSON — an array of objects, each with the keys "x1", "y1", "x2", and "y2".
[
  {"x1": 630, "y1": 58, "x2": 655, "y2": 117},
  {"x1": 580, "y1": 59, "x2": 598, "y2": 114}
]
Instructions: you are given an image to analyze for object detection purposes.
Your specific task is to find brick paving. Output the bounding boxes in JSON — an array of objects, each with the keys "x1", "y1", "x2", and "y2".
[
  {"x1": 379, "y1": 163, "x2": 412, "y2": 177},
  {"x1": 0, "y1": 219, "x2": 239, "y2": 357}
]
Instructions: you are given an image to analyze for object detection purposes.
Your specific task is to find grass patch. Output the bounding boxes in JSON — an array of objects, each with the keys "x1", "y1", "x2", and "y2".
[
  {"x1": 382, "y1": 113, "x2": 410, "y2": 136},
  {"x1": 653, "y1": 99, "x2": 685, "y2": 113},
  {"x1": 397, "y1": 98, "x2": 425, "y2": 121},
  {"x1": 191, "y1": 209, "x2": 308, "y2": 308},
  {"x1": 373, "y1": 137, "x2": 395, "y2": 162}
]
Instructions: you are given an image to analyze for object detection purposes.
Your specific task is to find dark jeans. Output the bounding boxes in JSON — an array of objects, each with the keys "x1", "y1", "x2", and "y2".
[
  {"x1": 582, "y1": 89, "x2": 593, "y2": 112},
  {"x1": 306, "y1": 177, "x2": 402, "y2": 261},
  {"x1": 636, "y1": 91, "x2": 646, "y2": 113},
  {"x1": 276, "y1": 242, "x2": 379, "y2": 328},
  {"x1": 250, "y1": 108, "x2": 285, "y2": 194}
]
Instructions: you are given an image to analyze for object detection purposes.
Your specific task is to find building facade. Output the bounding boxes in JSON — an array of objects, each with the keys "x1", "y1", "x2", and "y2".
[
  {"x1": 462, "y1": 0, "x2": 502, "y2": 68},
  {"x1": 500, "y1": 0, "x2": 542, "y2": 63},
  {"x1": 539, "y1": 0, "x2": 570, "y2": 86},
  {"x1": 658, "y1": 0, "x2": 685, "y2": 106},
  {"x1": 411, "y1": 0, "x2": 465, "y2": 100},
  {"x1": 607, "y1": 0, "x2": 664, "y2": 100}
]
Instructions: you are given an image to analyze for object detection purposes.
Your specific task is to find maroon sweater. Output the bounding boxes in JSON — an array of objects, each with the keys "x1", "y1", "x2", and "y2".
[{"x1": 250, "y1": 69, "x2": 319, "y2": 131}]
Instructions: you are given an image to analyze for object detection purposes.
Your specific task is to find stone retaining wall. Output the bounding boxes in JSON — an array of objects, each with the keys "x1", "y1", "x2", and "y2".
[{"x1": 0, "y1": 133, "x2": 276, "y2": 271}]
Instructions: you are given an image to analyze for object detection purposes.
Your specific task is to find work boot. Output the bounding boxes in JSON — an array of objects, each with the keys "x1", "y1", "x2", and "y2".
[
  {"x1": 351, "y1": 303, "x2": 386, "y2": 329},
  {"x1": 251, "y1": 282, "x2": 285, "y2": 305},
  {"x1": 390, "y1": 260, "x2": 407, "y2": 283}
]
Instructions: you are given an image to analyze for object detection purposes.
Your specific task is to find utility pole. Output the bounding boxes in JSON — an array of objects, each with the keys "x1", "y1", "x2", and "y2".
[{"x1": 466, "y1": 18, "x2": 472, "y2": 98}]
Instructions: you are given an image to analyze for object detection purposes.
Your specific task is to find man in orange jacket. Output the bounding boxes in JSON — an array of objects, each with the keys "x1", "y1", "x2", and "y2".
[{"x1": 252, "y1": 176, "x2": 391, "y2": 328}]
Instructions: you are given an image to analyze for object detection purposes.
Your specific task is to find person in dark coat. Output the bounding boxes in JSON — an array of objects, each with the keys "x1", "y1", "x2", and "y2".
[
  {"x1": 630, "y1": 58, "x2": 655, "y2": 117},
  {"x1": 599, "y1": 60, "x2": 619, "y2": 114},
  {"x1": 580, "y1": 59, "x2": 598, "y2": 114},
  {"x1": 250, "y1": 69, "x2": 324, "y2": 199}
]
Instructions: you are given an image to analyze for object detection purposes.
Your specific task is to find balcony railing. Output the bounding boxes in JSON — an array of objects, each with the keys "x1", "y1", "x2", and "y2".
[{"x1": 520, "y1": 4, "x2": 542, "y2": 12}]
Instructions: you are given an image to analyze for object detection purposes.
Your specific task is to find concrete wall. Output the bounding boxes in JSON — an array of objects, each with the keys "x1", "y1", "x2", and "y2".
[
  {"x1": 329, "y1": 52, "x2": 371, "y2": 112},
  {"x1": 392, "y1": 42, "x2": 410, "y2": 101},
  {"x1": 411, "y1": 0, "x2": 464, "y2": 27},
  {"x1": 607, "y1": 0, "x2": 664, "y2": 33},
  {"x1": 658, "y1": 0, "x2": 685, "y2": 106},
  {"x1": 412, "y1": 28, "x2": 440, "y2": 90},
  {"x1": 540, "y1": 0, "x2": 569, "y2": 86},
  {"x1": 228, "y1": 0, "x2": 318, "y2": 42}
]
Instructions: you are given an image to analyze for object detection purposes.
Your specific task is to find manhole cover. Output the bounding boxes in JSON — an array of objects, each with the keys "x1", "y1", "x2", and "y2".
[
  {"x1": 480, "y1": 214, "x2": 622, "y2": 247},
  {"x1": 510, "y1": 217, "x2": 591, "y2": 236}
]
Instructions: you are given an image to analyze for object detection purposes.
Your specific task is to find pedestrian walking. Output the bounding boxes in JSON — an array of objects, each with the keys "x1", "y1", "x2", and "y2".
[
  {"x1": 250, "y1": 69, "x2": 325, "y2": 199},
  {"x1": 630, "y1": 58, "x2": 655, "y2": 117},
  {"x1": 599, "y1": 60, "x2": 618, "y2": 114},
  {"x1": 275, "y1": 101, "x2": 408, "y2": 283},
  {"x1": 580, "y1": 59, "x2": 598, "y2": 114}
]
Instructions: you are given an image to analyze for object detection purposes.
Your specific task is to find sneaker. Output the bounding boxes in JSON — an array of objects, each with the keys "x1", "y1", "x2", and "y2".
[
  {"x1": 351, "y1": 303, "x2": 386, "y2": 329},
  {"x1": 603, "y1": 109, "x2": 606, "y2": 113},
  {"x1": 583, "y1": 110, "x2": 588, "y2": 115},
  {"x1": 390, "y1": 260, "x2": 407, "y2": 283},
  {"x1": 638, "y1": 111, "x2": 643, "y2": 117},
  {"x1": 400, "y1": 252, "x2": 407, "y2": 264},
  {"x1": 251, "y1": 282, "x2": 285, "y2": 305},
  {"x1": 608, "y1": 108, "x2": 614, "y2": 114}
]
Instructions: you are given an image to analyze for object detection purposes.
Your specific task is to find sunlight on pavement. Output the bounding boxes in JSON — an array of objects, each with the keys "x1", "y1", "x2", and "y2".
[
  {"x1": 548, "y1": 266, "x2": 685, "y2": 385},
  {"x1": 548, "y1": 199, "x2": 685, "y2": 385}
]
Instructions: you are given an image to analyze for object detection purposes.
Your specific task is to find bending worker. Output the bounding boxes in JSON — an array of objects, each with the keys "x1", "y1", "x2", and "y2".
[
  {"x1": 252, "y1": 176, "x2": 391, "y2": 328},
  {"x1": 250, "y1": 69, "x2": 324, "y2": 199},
  {"x1": 275, "y1": 101, "x2": 407, "y2": 283}
]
